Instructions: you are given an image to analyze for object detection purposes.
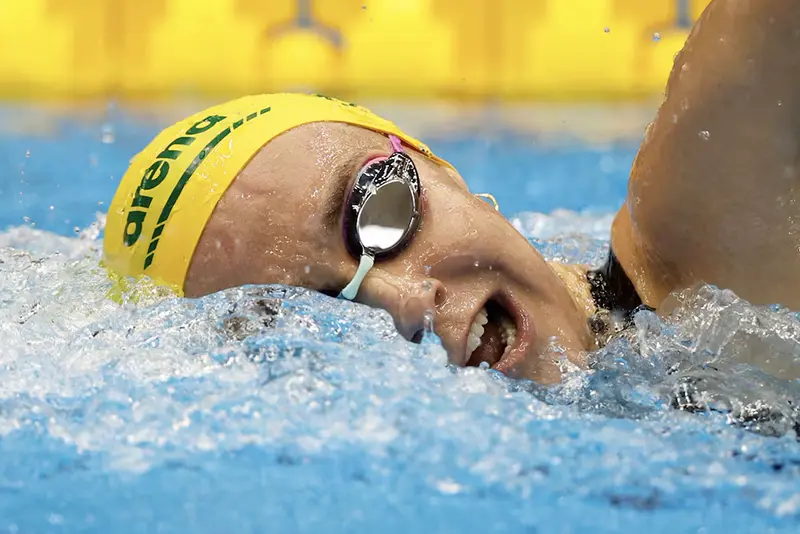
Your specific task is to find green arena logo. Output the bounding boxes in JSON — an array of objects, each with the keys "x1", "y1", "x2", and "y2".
[{"x1": 124, "y1": 107, "x2": 271, "y2": 269}]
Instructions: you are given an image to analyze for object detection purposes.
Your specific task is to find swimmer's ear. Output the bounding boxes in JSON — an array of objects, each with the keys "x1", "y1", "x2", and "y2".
[{"x1": 474, "y1": 193, "x2": 500, "y2": 211}]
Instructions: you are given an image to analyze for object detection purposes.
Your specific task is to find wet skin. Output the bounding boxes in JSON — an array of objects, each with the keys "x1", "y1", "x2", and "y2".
[
  {"x1": 614, "y1": 0, "x2": 800, "y2": 310},
  {"x1": 186, "y1": 0, "x2": 800, "y2": 383},
  {"x1": 185, "y1": 122, "x2": 595, "y2": 384}
]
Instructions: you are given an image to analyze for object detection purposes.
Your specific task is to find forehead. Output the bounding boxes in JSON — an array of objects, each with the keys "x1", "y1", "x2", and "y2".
[
  {"x1": 232, "y1": 122, "x2": 390, "y2": 236},
  {"x1": 258, "y1": 121, "x2": 467, "y2": 190},
  {"x1": 261, "y1": 122, "x2": 388, "y2": 209},
  {"x1": 265, "y1": 122, "x2": 389, "y2": 173}
]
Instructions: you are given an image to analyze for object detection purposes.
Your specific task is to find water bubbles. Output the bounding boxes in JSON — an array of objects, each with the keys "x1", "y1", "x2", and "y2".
[
  {"x1": 24, "y1": 149, "x2": 30, "y2": 158},
  {"x1": 473, "y1": 260, "x2": 480, "y2": 268},
  {"x1": 424, "y1": 265, "x2": 431, "y2": 275},
  {"x1": 304, "y1": 265, "x2": 311, "y2": 274},
  {"x1": 653, "y1": 32, "x2": 662, "y2": 42},
  {"x1": 699, "y1": 130, "x2": 711, "y2": 141},
  {"x1": 604, "y1": 27, "x2": 610, "y2": 33},
  {"x1": 49, "y1": 205, "x2": 55, "y2": 210},
  {"x1": 22, "y1": 216, "x2": 30, "y2": 223}
]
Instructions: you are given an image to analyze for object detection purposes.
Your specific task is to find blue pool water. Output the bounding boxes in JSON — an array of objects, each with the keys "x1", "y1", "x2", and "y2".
[{"x1": 0, "y1": 103, "x2": 798, "y2": 534}]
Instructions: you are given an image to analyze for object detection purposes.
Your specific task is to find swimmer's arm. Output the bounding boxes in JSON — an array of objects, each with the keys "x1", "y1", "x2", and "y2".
[{"x1": 612, "y1": 0, "x2": 800, "y2": 308}]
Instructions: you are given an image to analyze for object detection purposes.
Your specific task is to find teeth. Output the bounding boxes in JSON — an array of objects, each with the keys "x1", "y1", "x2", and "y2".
[
  {"x1": 499, "y1": 315, "x2": 517, "y2": 356},
  {"x1": 466, "y1": 306, "x2": 488, "y2": 358},
  {"x1": 466, "y1": 332, "x2": 482, "y2": 357},
  {"x1": 465, "y1": 305, "x2": 518, "y2": 360}
]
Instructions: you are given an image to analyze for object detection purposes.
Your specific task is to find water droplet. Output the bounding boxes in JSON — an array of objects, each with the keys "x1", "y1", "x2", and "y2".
[
  {"x1": 73, "y1": 226, "x2": 80, "y2": 234},
  {"x1": 434, "y1": 479, "x2": 463, "y2": 495},
  {"x1": 778, "y1": 100, "x2": 784, "y2": 107},
  {"x1": 423, "y1": 310, "x2": 435, "y2": 334},
  {"x1": 604, "y1": 27, "x2": 610, "y2": 33},
  {"x1": 699, "y1": 130, "x2": 711, "y2": 141},
  {"x1": 97, "y1": 201, "x2": 104, "y2": 206},
  {"x1": 653, "y1": 32, "x2": 662, "y2": 42},
  {"x1": 421, "y1": 280, "x2": 432, "y2": 292},
  {"x1": 424, "y1": 265, "x2": 431, "y2": 275},
  {"x1": 101, "y1": 124, "x2": 115, "y2": 144},
  {"x1": 304, "y1": 265, "x2": 311, "y2": 274},
  {"x1": 479, "y1": 361, "x2": 490, "y2": 370},
  {"x1": 361, "y1": 3, "x2": 367, "y2": 8},
  {"x1": 24, "y1": 150, "x2": 30, "y2": 158},
  {"x1": 23, "y1": 216, "x2": 30, "y2": 223},
  {"x1": 49, "y1": 205, "x2": 55, "y2": 210},
  {"x1": 473, "y1": 260, "x2": 480, "y2": 268}
]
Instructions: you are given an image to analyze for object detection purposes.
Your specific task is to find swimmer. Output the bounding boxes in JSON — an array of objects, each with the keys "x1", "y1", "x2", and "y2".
[{"x1": 104, "y1": 0, "x2": 800, "y2": 384}]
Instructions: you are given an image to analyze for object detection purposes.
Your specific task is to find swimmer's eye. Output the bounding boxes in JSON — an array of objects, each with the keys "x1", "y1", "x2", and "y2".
[{"x1": 341, "y1": 152, "x2": 422, "y2": 262}]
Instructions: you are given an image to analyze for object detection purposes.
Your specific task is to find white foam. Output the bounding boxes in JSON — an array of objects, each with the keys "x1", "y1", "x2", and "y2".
[{"x1": 0, "y1": 210, "x2": 797, "y2": 523}]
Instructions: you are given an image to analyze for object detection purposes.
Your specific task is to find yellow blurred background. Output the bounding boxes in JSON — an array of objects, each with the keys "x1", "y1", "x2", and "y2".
[{"x1": 0, "y1": 0, "x2": 711, "y2": 101}]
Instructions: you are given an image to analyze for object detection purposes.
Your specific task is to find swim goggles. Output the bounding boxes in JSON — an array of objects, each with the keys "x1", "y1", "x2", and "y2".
[
  {"x1": 339, "y1": 135, "x2": 420, "y2": 300},
  {"x1": 337, "y1": 135, "x2": 500, "y2": 301}
]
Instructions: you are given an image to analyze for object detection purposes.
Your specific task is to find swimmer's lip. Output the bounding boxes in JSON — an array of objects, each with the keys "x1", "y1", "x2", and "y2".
[{"x1": 490, "y1": 291, "x2": 534, "y2": 377}]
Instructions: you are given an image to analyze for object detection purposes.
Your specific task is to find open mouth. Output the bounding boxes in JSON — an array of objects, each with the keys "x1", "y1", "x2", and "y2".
[{"x1": 465, "y1": 298, "x2": 518, "y2": 368}]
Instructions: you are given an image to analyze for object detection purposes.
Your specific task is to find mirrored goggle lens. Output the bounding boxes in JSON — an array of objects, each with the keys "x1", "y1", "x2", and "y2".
[{"x1": 358, "y1": 180, "x2": 416, "y2": 252}]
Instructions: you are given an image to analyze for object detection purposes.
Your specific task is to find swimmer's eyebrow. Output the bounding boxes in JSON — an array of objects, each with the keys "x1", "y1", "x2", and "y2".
[{"x1": 322, "y1": 153, "x2": 364, "y2": 234}]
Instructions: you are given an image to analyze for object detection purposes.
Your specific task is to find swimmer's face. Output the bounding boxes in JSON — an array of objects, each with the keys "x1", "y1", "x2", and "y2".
[{"x1": 186, "y1": 123, "x2": 593, "y2": 383}]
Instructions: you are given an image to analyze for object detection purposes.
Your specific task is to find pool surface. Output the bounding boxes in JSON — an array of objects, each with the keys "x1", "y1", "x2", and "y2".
[{"x1": 0, "y1": 102, "x2": 799, "y2": 534}]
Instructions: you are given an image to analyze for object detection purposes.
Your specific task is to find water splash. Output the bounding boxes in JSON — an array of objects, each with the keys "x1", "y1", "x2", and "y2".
[{"x1": 0, "y1": 210, "x2": 799, "y2": 532}]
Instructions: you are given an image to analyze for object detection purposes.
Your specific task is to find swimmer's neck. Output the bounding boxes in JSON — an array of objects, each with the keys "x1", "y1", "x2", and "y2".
[{"x1": 546, "y1": 261, "x2": 596, "y2": 322}]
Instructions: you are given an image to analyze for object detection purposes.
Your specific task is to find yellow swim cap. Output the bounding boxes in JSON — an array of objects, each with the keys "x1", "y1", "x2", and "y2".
[{"x1": 104, "y1": 93, "x2": 452, "y2": 296}]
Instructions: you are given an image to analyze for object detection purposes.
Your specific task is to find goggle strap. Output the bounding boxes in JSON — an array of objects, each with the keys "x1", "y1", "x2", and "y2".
[
  {"x1": 338, "y1": 253, "x2": 375, "y2": 301},
  {"x1": 389, "y1": 134, "x2": 404, "y2": 153}
]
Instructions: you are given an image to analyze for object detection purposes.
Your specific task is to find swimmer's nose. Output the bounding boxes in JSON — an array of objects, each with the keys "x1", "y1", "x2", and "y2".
[
  {"x1": 397, "y1": 277, "x2": 446, "y2": 342},
  {"x1": 357, "y1": 272, "x2": 446, "y2": 342}
]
